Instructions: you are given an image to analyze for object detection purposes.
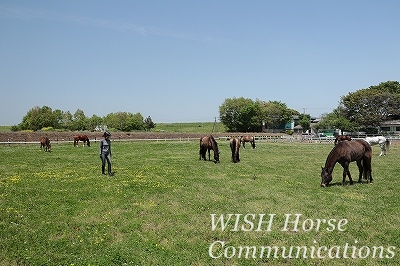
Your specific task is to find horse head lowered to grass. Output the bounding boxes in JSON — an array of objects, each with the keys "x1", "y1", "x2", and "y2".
[
  {"x1": 73, "y1": 134, "x2": 90, "y2": 147},
  {"x1": 365, "y1": 136, "x2": 390, "y2": 156},
  {"x1": 199, "y1": 135, "x2": 220, "y2": 163},
  {"x1": 321, "y1": 139, "x2": 372, "y2": 187},
  {"x1": 240, "y1": 135, "x2": 255, "y2": 149},
  {"x1": 40, "y1": 137, "x2": 51, "y2": 152}
]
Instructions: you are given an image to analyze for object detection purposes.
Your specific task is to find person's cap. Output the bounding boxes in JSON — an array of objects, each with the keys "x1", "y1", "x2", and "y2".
[{"x1": 103, "y1": 131, "x2": 111, "y2": 137}]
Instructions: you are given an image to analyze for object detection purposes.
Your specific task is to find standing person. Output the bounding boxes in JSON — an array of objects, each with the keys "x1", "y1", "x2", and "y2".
[{"x1": 100, "y1": 131, "x2": 114, "y2": 176}]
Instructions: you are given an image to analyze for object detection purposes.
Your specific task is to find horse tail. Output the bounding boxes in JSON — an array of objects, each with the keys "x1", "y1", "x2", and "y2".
[
  {"x1": 362, "y1": 157, "x2": 368, "y2": 180},
  {"x1": 362, "y1": 143, "x2": 373, "y2": 182},
  {"x1": 230, "y1": 137, "x2": 238, "y2": 163},
  {"x1": 362, "y1": 156, "x2": 372, "y2": 182}
]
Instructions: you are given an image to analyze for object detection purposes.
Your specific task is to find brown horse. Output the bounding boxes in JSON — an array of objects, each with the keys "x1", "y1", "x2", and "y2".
[
  {"x1": 321, "y1": 139, "x2": 372, "y2": 187},
  {"x1": 334, "y1": 135, "x2": 352, "y2": 145},
  {"x1": 74, "y1": 134, "x2": 90, "y2": 147},
  {"x1": 199, "y1": 135, "x2": 220, "y2": 163},
  {"x1": 240, "y1": 135, "x2": 255, "y2": 149},
  {"x1": 40, "y1": 137, "x2": 51, "y2": 152},
  {"x1": 229, "y1": 137, "x2": 240, "y2": 163}
]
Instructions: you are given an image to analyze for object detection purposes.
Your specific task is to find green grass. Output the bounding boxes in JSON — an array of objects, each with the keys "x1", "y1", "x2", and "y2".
[
  {"x1": 0, "y1": 126, "x2": 12, "y2": 132},
  {"x1": 154, "y1": 122, "x2": 227, "y2": 133},
  {"x1": 0, "y1": 140, "x2": 399, "y2": 265}
]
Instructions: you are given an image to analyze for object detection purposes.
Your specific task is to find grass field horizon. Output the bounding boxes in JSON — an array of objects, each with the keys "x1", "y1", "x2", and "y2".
[
  {"x1": 1, "y1": 139, "x2": 399, "y2": 265},
  {"x1": 0, "y1": 122, "x2": 228, "y2": 134}
]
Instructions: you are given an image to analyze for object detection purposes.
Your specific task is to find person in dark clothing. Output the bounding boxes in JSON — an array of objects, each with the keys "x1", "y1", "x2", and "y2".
[{"x1": 100, "y1": 131, "x2": 114, "y2": 176}]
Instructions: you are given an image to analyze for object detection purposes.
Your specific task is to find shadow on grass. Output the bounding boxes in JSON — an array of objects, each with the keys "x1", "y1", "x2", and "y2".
[{"x1": 323, "y1": 180, "x2": 373, "y2": 187}]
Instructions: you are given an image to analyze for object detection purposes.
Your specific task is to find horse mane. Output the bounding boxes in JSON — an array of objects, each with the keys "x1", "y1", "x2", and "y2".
[
  {"x1": 209, "y1": 135, "x2": 219, "y2": 152},
  {"x1": 323, "y1": 142, "x2": 343, "y2": 171}
]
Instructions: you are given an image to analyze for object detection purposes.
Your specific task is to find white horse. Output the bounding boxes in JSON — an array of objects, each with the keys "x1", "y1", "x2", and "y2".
[{"x1": 365, "y1": 136, "x2": 390, "y2": 156}]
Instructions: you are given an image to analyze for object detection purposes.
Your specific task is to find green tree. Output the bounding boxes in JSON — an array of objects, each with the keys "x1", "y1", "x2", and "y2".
[
  {"x1": 52, "y1": 109, "x2": 64, "y2": 129},
  {"x1": 62, "y1": 111, "x2": 74, "y2": 130},
  {"x1": 258, "y1": 100, "x2": 293, "y2": 131},
  {"x1": 131, "y1": 112, "x2": 144, "y2": 131},
  {"x1": 104, "y1": 112, "x2": 144, "y2": 131},
  {"x1": 144, "y1": 116, "x2": 155, "y2": 131},
  {"x1": 341, "y1": 81, "x2": 400, "y2": 130},
  {"x1": 18, "y1": 106, "x2": 55, "y2": 131},
  {"x1": 219, "y1": 97, "x2": 260, "y2": 132},
  {"x1": 298, "y1": 114, "x2": 311, "y2": 132},
  {"x1": 72, "y1": 109, "x2": 88, "y2": 131},
  {"x1": 315, "y1": 106, "x2": 357, "y2": 133},
  {"x1": 88, "y1": 115, "x2": 103, "y2": 131}
]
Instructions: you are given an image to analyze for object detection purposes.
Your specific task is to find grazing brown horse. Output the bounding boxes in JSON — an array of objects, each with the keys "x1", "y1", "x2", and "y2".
[
  {"x1": 40, "y1": 137, "x2": 51, "y2": 152},
  {"x1": 334, "y1": 135, "x2": 352, "y2": 145},
  {"x1": 199, "y1": 135, "x2": 220, "y2": 163},
  {"x1": 321, "y1": 139, "x2": 372, "y2": 187},
  {"x1": 240, "y1": 135, "x2": 255, "y2": 149},
  {"x1": 229, "y1": 137, "x2": 240, "y2": 163},
  {"x1": 74, "y1": 134, "x2": 90, "y2": 147}
]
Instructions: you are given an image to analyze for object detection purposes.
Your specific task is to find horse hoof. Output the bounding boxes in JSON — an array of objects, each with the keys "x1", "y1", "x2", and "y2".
[{"x1": 321, "y1": 183, "x2": 327, "y2": 188}]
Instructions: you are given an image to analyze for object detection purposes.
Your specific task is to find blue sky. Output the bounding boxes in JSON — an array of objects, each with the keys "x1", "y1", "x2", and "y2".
[{"x1": 1, "y1": 1, "x2": 399, "y2": 125}]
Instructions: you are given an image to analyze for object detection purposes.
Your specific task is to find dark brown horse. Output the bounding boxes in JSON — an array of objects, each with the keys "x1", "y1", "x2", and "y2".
[
  {"x1": 40, "y1": 137, "x2": 51, "y2": 152},
  {"x1": 199, "y1": 135, "x2": 220, "y2": 163},
  {"x1": 229, "y1": 137, "x2": 240, "y2": 163},
  {"x1": 321, "y1": 139, "x2": 372, "y2": 187},
  {"x1": 74, "y1": 134, "x2": 90, "y2": 147},
  {"x1": 334, "y1": 135, "x2": 352, "y2": 145},
  {"x1": 240, "y1": 135, "x2": 255, "y2": 149}
]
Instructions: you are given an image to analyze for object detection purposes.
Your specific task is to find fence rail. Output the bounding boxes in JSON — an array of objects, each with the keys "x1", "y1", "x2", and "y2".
[{"x1": 2, "y1": 135, "x2": 400, "y2": 145}]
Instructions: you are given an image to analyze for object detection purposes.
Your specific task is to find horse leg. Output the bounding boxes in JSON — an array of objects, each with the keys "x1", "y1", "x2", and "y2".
[
  {"x1": 356, "y1": 160, "x2": 363, "y2": 183},
  {"x1": 199, "y1": 147, "x2": 206, "y2": 160},
  {"x1": 207, "y1": 148, "x2": 211, "y2": 161},
  {"x1": 341, "y1": 162, "x2": 353, "y2": 185},
  {"x1": 347, "y1": 168, "x2": 353, "y2": 185},
  {"x1": 369, "y1": 168, "x2": 373, "y2": 183},
  {"x1": 378, "y1": 143, "x2": 383, "y2": 156}
]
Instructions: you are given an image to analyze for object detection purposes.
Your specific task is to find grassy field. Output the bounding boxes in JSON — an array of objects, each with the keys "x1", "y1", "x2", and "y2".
[
  {"x1": 0, "y1": 139, "x2": 399, "y2": 265},
  {"x1": 154, "y1": 122, "x2": 227, "y2": 133}
]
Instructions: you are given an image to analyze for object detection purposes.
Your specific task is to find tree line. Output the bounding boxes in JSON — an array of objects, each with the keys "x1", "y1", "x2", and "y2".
[
  {"x1": 219, "y1": 98, "x2": 308, "y2": 132},
  {"x1": 12, "y1": 107, "x2": 155, "y2": 132},
  {"x1": 218, "y1": 80, "x2": 400, "y2": 133},
  {"x1": 12, "y1": 80, "x2": 400, "y2": 133},
  {"x1": 314, "y1": 80, "x2": 400, "y2": 134}
]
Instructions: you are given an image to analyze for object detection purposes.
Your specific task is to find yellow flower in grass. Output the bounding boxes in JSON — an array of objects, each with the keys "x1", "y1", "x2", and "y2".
[
  {"x1": 0, "y1": 175, "x2": 21, "y2": 187},
  {"x1": 9, "y1": 175, "x2": 20, "y2": 182}
]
